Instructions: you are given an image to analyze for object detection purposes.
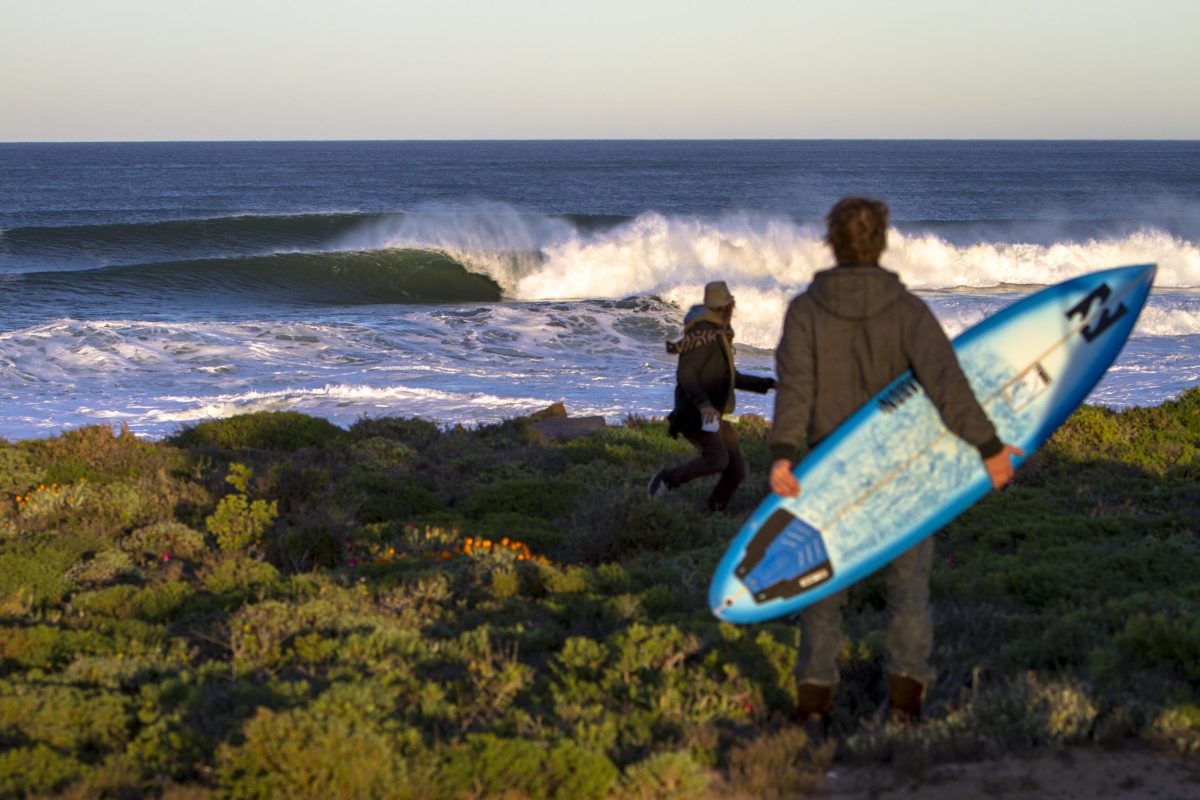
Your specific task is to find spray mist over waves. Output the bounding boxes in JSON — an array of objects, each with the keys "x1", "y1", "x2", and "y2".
[{"x1": 351, "y1": 209, "x2": 1200, "y2": 303}]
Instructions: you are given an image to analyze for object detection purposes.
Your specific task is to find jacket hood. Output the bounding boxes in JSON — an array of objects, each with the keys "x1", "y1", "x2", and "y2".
[
  {"x1": 809, "y1": 264, "x2": 904, "y2": 321},
  {"x1": 682, "y1": 304, "x2": 728, "y2": 332}
]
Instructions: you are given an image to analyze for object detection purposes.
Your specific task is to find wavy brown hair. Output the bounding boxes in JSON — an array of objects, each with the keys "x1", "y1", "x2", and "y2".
[{"x1": 825, "y1": 196, "x2": 889, "y2": 265}]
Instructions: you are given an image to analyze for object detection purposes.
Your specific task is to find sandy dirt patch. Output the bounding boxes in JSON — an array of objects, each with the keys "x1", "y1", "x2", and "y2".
[{"x1": 817, "y1": 748, "x2": 1200, "y2": 799}]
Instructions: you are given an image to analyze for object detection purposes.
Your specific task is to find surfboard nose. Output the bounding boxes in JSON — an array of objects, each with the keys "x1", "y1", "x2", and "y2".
[{"x1": 1129, "y1": 263, "x2": 1156, "y2": 284}]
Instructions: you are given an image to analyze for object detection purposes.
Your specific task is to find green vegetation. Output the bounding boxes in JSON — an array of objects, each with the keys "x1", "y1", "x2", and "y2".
[{"x1": 0, "y1": 389, "x2": 1198, "y2": 798}]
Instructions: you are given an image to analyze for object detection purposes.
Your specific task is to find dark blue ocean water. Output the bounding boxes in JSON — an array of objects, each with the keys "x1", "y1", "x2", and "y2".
[
  {"x1": 0, "y1": 140, "x2": 1197, "y2": 438},
  {"x1": 4, "y1": 140, "x2": 1200, "y2": 231}
]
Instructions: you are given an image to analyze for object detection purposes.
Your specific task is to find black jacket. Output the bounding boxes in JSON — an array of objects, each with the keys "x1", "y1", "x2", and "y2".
[
  {"x1": 768, "y1": 264, "x2": 1001, "y2": 461},
  {"x1": 667, "y1": 306, "x2": 775, "y2": 437}
]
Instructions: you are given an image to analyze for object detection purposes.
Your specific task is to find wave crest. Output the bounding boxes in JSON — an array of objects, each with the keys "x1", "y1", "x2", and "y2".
[{"x1": 5, "y1": 249, "x2": 502, "y2": 305}]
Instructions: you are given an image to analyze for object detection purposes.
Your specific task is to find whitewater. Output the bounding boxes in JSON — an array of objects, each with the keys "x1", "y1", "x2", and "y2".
[{"x1": 1, "y1": 140, "x2": 1197, "y2": 440}]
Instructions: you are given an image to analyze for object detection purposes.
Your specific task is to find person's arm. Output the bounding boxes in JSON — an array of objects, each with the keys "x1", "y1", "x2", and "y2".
[
  {"x1": 734, "y1": 371, "x2": 776, "y2": 394},
  {"x1": 767, "y1": 298, "x2": 815, "y2": 497},
  {"x1": 907, "y1": 302, "x2": 1024, "y2": 488}
]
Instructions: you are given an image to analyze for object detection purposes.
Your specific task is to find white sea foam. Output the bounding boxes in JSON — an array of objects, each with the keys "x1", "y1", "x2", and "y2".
[
  {"x1": 1, "y1": 282, "x2": 1196, "y2": 440},
  {"x1": 348, "y1": 208, "x2": 1200, "y2": 299}
]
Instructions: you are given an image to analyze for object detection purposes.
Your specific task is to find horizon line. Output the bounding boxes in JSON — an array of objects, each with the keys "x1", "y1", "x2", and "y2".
[{"x1": 2, "y1": 136, "x2": 1199, "y2": 145}]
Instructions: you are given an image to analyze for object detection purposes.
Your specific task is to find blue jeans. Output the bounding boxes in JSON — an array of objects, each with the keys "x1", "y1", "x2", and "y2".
[{"x1": 795, "y1": 537, "x2": 936, "y2": 687}]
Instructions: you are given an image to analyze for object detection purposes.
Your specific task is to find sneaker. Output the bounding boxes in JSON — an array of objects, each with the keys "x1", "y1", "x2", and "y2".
[{"x1": 647, "y1": 470, "x2": 669, "y2": 499}]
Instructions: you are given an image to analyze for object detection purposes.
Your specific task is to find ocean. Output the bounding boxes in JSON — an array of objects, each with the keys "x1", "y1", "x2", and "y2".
[{"x1": 1, "y1": 140, "x2": 1197, "y2": 441}]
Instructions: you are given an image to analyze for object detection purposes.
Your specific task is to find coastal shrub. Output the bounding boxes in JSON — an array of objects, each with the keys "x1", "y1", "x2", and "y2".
[
  {"x1": 73, "y1": 580, "x2": 193, "y2": 623},
  {"x1": 1035, "y1": 680, "x2": 1099, "y2": 745},
  {"x1": 563, "y1": 485, "x2": 715, "y2": 562},
  {"x1": 458, "y1": 477, "x2": 585, "y2": 521},
  {"x1": 0, "y1": 444, "x2": 42, "y2": 495},
  {"x1": 278, "y1": 524, "x2": 343, "y2": 570},
  {"x1": 378, "y1": 572, "x2": 454, "y2": 621},
  {"x1": 0, "y1": 541, "x2": 81, "y2": 608},
  {"x1": 465, "y1": 511, "x2": 565, "y2": 554},
  {"x1": 205, "y1": 557, "x2": 281, "y2": 597},
  {"x1": 727, "y1": 727, "x2": 835, "y2": 798},
  {"x1": 893, "y1": 674, "x2": 1099, "y2": 754},
  {"x1": 12, "y1": 478, "x2": 147, "y2": 537},
  {"x1": 543, "y1": 564, "x2": 590, "y2": 595},
  {"x1": 0, "y1": 683, "x2": 130, "y2": 753},
  {"x1": 346, "y1": 435, "x2": 417, "y2": 468},
  {"x1": 126, "y1": 666, "x2": 291, "y2": 778},
  {"x1": 1, "y1": 395, "x2": 1199, "y2": 787},
  {"x1": 123, "y1": 521, "x2": 208, "y2": 561},
  {"x1": 65, "y1": 753, "x2": 149, "y2": 799},
  {"x1": 217, "y1": 703, "x2": 415, "y2": 800},
  {"x1": 349, "y1": 415, "x2": 441, "y2": 450},
  {"x1": 352, "y1": 473, "x2": 441, "y2": 523},
  {"x1": 1150, "y1": 703, "x2": 1200, "y2": 755},
  {"x1": 543, "y1": 739, "x2": 621, "y2": 800},
  {"x1": 1053, "y1": 404, "x2": 1125, "y2": 454},
  {"x1": 1114, "y1": 611, "x2": 1200, "y2": 681},
  {"x1": 0, "y1": 625, "x2": 113, "y2": 671},
  {"x1": 208, "y1": 493, "x2": 278, "y2": 552},
  {"x1": 490, "y1": 566, "x2": 521, "y2": 599},
  {"x1": 621, "y1": 750, "x2": 709, "y2": 800},
  {"x1": 174, "y1": 411, "x2": 349, "y2": 452},
  {"x1": 71, "y1": 584, "x2": 141, "y2": 618},
  {"x1": 1048, "y1": 388, "x2": 1200, "y2": 476},
  {"x1": 264, "y1": 462, "x2": 334, "y2": 509},
  {"x1": 0, "y1": 744, "x2": 82, "y2": 797},
  {"x1": 64, "y1": 547, "x2": 138, "y2": 586},
  {"x1": 207, "y1": 465, "x2": 278, "y2": 553},
  {"x1": 218, "y1": 681, "x2": 424, "y2": 800},
  {"x1": 28, "y1": 423, "x2": 179, "y2": 485},
  {"x1": 437, "y1": 734, "x2": 617, "y2": 800},
  {"x1": 226, "y1": 589, "x2": 387, "y2": 674},
  {"x1": 560, "y1": 424, "x2": 692, "y2": 469}
]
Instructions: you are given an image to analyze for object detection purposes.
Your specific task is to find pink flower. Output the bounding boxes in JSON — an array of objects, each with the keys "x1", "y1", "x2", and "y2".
[
  {"x1": 348, "y1": 557, "x2": 358, "y2": 567},
  {"x1": 161, "y1": 553, "x2": 171, "y2": 562}
]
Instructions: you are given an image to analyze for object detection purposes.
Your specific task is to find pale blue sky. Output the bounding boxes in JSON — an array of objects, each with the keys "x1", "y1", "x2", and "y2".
[{"x1": 2, "y1": 0, "x2": 1197, "y2": 141}]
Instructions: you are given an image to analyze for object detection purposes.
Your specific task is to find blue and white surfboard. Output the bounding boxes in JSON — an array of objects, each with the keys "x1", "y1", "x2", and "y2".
[{"x1": 710, "y1": 264, "x2": 1156, "y2": 624}]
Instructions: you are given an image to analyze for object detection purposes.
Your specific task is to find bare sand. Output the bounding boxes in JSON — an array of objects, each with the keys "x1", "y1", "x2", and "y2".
[{"x1": 818, "y1": 748, "x2": 1200, "y2": 799}]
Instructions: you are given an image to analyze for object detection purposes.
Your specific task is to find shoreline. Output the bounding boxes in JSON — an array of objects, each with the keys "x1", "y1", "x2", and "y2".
[{"x1": 2, "y1": 386, "x2": 1191, "y2": 446}]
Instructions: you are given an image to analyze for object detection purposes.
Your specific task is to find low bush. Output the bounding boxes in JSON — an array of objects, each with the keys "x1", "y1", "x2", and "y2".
[
  {"x1": 217, "y1": 699, "x2": 417, "y2": 800},
  {"x1": 0, "y1": 744, "x2": 82, "y2": 797},
  {"x1": 349, "y1": 415, "x2": 441, "y2": 450},
  {"x1": 621, "y1": 750, "x2": 710, "y2": 800},
  {"x1": 173, "y1": 411, "x2": 349, "y2": 452},
  {"x1": 437, "y1": 734, "x2": 617, "y2": 800},
  {"x1": 0, "y1": 393, "x2": 1197, "y2": 795},
  {"x1": 458, "y1": 477, "x2": 586, "y2": 521}
]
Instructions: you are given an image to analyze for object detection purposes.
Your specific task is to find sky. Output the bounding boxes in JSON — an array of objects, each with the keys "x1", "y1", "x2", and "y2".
[{"x1": 2, "y1": 0, "x2": 1198, "y2": 141}]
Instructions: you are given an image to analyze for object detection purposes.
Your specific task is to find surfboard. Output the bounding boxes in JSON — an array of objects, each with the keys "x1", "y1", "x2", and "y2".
[{"x1": 709, "y1": 264, "x2": 1156, "y2": 624}]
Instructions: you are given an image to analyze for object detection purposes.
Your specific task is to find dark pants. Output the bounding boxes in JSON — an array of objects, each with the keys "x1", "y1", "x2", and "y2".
[
  {"x1": 663, "y1": 420, "x2": 746, "y2": 511},
  {"x1": 795, "y1": 537, "x2": 935, "y2": 687}
]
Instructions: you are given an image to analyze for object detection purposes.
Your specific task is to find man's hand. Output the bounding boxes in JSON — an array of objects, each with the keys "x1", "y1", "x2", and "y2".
[
  {"x1": 769, "y1": 458, "x2": 800, "y2": 497},
  {"x1": 700, "y1": 406, "x2": 721, "y2": 426},
  {"x1": 984, "y1": 444, "x2": 1026, "y2": 490}
]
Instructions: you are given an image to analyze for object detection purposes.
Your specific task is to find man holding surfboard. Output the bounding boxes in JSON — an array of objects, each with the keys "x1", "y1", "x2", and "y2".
[
  {"x1": 767, "y1": 197, "x2": 1024, "y2": 727},
  {"x1": 648, "y1": 280, "x2": 776, "y2": 512}
]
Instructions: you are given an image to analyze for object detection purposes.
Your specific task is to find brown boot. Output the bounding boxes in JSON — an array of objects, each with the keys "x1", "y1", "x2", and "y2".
[
  {"x1": 795, "y1": 682, "x2": 834, "y2": 737},
  {"x1": 888, "y1": 674, "x2": 925, "y2": 725}
]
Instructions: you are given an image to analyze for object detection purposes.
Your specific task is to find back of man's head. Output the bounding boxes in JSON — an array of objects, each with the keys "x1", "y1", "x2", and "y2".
[{"x1": 826, "y1": 196, "x2": 888, "y2": 265}]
